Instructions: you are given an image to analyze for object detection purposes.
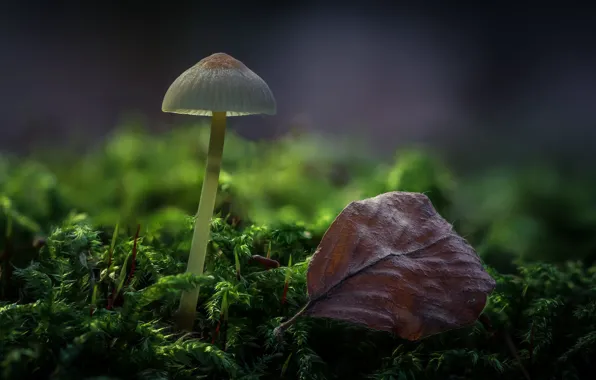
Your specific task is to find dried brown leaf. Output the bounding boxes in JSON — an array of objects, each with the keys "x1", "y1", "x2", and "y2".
[{"x1": 279, "y1": 191, "x2": 496, "y2": 341}]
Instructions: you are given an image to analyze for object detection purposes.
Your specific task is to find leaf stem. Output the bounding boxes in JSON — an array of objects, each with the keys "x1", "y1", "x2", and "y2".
[{"x1": 274, "y1": 301, "x2": 312, "y2": 339}]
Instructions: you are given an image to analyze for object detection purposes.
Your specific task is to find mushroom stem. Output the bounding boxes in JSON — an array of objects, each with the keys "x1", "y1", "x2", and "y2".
[{"x1": 176, "y1": 111, "x2": 227, "y2": 331}]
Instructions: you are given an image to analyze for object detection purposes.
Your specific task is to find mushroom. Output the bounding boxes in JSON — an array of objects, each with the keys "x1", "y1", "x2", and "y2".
[{"x1": 162, "y1": 52, "x2": 276, "y2": 330}]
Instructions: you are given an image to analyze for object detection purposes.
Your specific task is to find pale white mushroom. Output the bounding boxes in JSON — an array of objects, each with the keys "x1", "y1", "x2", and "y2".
[{"x1": 162, "y1": 52, "x2": 276, "y2": 330}]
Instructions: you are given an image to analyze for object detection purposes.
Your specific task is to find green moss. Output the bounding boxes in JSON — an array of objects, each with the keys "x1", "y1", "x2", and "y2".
[{"x1": 1, "y1": 125, "x2": 596, "y2": 379}]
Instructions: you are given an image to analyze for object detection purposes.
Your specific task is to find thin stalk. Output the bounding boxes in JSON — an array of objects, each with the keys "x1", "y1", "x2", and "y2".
[
  {"x1": 273, "y1": 301, "x2": 312, "y2": 341},
  {"x1": 176, "y1": 112, "x2": 227, "y2": 331}
]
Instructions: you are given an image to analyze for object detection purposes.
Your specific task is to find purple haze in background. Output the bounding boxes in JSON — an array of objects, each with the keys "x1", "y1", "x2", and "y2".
[{"x1": 1, "y1": 2, "x2": 595, "y2": 169}]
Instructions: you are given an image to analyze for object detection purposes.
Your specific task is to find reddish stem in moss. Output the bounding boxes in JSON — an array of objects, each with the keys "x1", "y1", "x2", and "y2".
[
  {"x1": 212, "y1": 315, "x2": 223, "y2": 344},
  {"x1": 107, "y1": 291, "x2": 114, "y2": 310},
  {"x1": 281, "y1": 281, "x2": 289, "y2": 306},
  {"x1": 107, "y1": 224, "x2": 140, "y2": 310},
  {"x1": 212, "y1": 315, "x2": 229, "y2": 351}
]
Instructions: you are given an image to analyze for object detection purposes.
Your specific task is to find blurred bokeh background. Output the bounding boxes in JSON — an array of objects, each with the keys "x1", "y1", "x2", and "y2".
[
  {"x1": 2, "y1": 0, "x2": 596, "y2": 166},
  {"x1": 1, "y1": 1, "x2": 596, "y2": 272}
]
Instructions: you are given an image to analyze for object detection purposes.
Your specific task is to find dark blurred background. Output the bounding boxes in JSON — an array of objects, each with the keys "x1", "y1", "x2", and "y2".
[{"x1": 1, "y1": 1, "x2": 595, "y2": 169}]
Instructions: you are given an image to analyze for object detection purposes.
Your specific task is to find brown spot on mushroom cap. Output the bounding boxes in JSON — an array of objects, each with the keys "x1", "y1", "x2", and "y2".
[
  {"x1": 199, "y1": 53, "x2": 246, "y2": 70},
  {"x1": 161, "y1": 52, "x2": 276, "y2": 117}
]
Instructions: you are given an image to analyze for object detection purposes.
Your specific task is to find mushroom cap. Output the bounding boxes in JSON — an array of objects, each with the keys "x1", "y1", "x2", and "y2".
[{"x1": 162, "y1": 52, "x2": 276, "y2": 117}]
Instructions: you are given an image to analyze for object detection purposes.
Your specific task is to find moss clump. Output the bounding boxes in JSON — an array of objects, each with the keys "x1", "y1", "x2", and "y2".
[
  {"x1": 1, "y1": 125, "x2": 596, "y2": 379},
  {"x1": 1, "y1": 213, "x2": 595, "y2": 379}
]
